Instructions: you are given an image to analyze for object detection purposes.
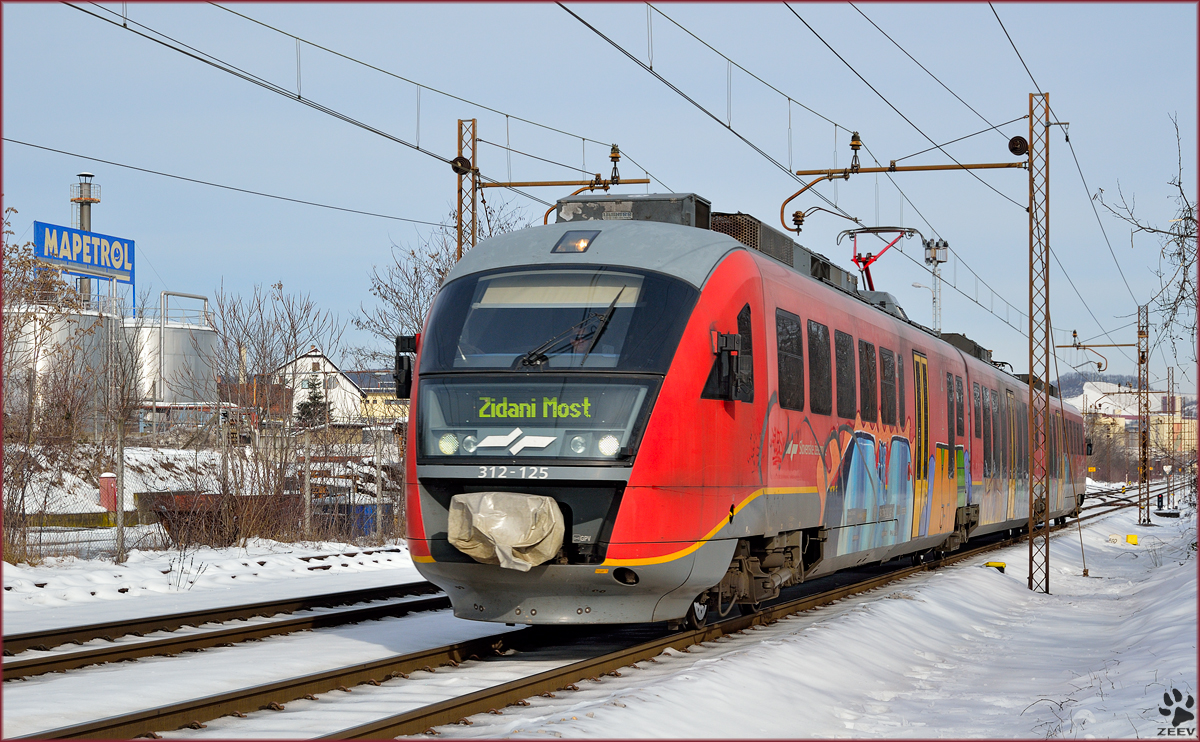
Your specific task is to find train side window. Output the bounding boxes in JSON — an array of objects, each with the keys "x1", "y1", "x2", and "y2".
[
  {"x1": 807, "y1": 320, "x2": 832, "y2": 415},
  {"x1": 981, "y1": 386, "x2": 992, "y2": 476},
  {"x1": 776, "y1": 309, "x2": 804, "y2": 411},
  {"x1": 701, "y1": 303, "x2": 753, "y2": 402},
  {"x1": 1000, "y1": 391, "x2": 1009, "y2": 480},
  {"x1": 880, "y1": 348, "x2": 896, "y2": 425},
  {"x1": 973, "y1": 382, "x2": 982, "y2": 438},
  {"x1": 955, "y1": 376, "x2": 964, "y2": 437},
  {"x1": 736, "y1": 304, "x2": 754, "y2": 402},
  {"x1": 946, "y1": 372, "x2": 955, "y2": 456},
  {"x1": 897, "y1": 350, "x2": 906, "y2": 422},
  {"x1": 859, "y1": 340, "x2": 877, "y2": 422},
  {"x1": 835, "y1": 330, "x2": 856, "y2": 419},
  {"x1": 988, "y1": 386, "x2": 998, "y2": 473}
]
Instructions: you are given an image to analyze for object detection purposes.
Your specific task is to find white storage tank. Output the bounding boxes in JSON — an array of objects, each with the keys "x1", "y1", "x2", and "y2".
[{"x1": 131, "y1": 317, "x2": 217, "y2": 406}]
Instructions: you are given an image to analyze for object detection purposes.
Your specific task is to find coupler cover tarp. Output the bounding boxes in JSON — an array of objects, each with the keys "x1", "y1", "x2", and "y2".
[{"x1": 447, "y1": 492, "x2": 565, "y2": 572}]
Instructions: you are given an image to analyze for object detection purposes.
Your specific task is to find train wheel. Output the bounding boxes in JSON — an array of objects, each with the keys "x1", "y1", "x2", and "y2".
[
  {"x1": 738, "y1": 600, "x2": 761, "y2": 616},
  {"x1": 684, "y1": 597, "x2": 709, "y2": 630}
]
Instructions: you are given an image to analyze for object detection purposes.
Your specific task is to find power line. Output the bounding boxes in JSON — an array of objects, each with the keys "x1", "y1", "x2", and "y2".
[
  {"x1": 988, "y1": 3, "x2": 1140, "y2": 311},
  {"x1": 646, "y1": 3, "x2": 850, "y2": 133},
  {"x1": 207, "y1": 2, "x2": 675, "y2": 193},
  {"x1": 986, "y1": 3, "x2": 1141, "y2": 360},
  {"x1": 5, "y1": 137, "x2": 449, "y2": 227},
  {"x1": 68, "y1": 2, "x2": 554, "y2": 208},
  {"x1": 988, "y1": 3, "x2": 1044, "y2": 95},
  {"x1": 477, "y1": 139, "x2": 592, "y2": 176},
  {"x1": 558, "y1": 3, "x2": 850, "y2": 222},
  {"x1": 892, "y1": 117, "x2": 1027, "y2": 164},
  {"x1": 851, "y1": 3, "x2": 1014, "y2": 143},
  {"x1": 562, "y1": 2, "x2": 1057, "y2": 345},
  {"x1": 848, "y1": 0, "x2": 1138, "y2": 364},
  {"x1": 783, "y1": 3, "x2": 1026, "y2": 212}
]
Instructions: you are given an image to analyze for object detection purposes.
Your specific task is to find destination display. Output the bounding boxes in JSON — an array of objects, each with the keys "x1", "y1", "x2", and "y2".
[{"x1": 418, "y1": 376, "x2": 659, "y2": 460}]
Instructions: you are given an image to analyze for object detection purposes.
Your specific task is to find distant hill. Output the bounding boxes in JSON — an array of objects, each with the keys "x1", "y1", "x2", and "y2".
[{"x1": 1054, "y1": 371, "x2": 1137, "y2": 400}]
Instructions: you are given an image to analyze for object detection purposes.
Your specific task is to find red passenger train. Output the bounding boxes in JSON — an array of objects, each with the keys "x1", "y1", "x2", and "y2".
[{"x1": 403, "y1": 193, "x2": 1085, "y2": 627}]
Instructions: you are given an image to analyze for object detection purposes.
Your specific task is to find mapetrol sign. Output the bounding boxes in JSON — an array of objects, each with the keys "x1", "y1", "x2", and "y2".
[{"x1": 34, "y1": 221, "x2": 134, "y2": 284}]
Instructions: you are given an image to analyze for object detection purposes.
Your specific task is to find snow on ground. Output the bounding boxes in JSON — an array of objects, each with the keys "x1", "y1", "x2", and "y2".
[
  {"x1": 3, "y1": 609, "x2": 521, "y2": 739},
  {"x1": 3, "y1": 445, "x2": 223, "y2": 515},
  {"x1": 2, "y1": 538, "x2": 423, "y2": 635},
  {"x1": 431, "y1": 505, "x2": 1196, "y2": 739},
  {"x1": 3, "y1": 479, "x2": 1195, "y2": 739}
]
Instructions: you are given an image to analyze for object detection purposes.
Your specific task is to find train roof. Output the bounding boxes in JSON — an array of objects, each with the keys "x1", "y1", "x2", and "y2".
[
  {"x1": 443, "y1": 220, "x2": 743, "y2": 290},
  {"x1": 446, "y1": 196, "x2": 1058, "y2": 398}
]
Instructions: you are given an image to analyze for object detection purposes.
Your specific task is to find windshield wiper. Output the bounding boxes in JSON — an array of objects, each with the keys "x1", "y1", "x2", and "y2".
[
  {"x1": 517, "y1": 314, "x2": 601, "y2": 368},
  {"x1": 578, "y1": 286, "x2": 625, "y2": 366},
  {"x1": 517, "y1": 286, "x2": 626, "y2": 369}
]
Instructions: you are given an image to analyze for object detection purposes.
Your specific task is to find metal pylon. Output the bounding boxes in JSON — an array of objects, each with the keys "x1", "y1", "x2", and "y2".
[
  {"x1": 456, "y1": 119, "x2": 478, "y2": 261},
  {"x1": 1027, "y1": 92, "x2": 1052, "y2": 593},
  {"x1": 1137, "y1": 304, "x2": 1151, "y2": 524}
]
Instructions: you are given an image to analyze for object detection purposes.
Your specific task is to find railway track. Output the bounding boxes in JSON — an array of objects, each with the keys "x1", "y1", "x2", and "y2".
[
  {"x1": 1078, "y1": 481, "x2": 1174, "y2": 522},
  {"x1": 2, "y1": 578, "x2": 441, "y2": 659},
  {"x1": 20, "y1": 518, "x2": 1118, "y2": 741},
  {"x1": 3, "y1": 588, "x2": 449, "y2": 679}
]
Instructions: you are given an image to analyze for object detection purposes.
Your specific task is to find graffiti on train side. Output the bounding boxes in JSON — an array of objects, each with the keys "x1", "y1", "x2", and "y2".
[{"x1": 771, "y1": 405, "x2": 1079, "y2": 559}]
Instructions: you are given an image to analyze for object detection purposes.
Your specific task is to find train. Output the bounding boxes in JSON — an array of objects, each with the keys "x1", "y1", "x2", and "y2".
[{"x1": 401, "y1": 192, "x2": 1086, "y2": 628}]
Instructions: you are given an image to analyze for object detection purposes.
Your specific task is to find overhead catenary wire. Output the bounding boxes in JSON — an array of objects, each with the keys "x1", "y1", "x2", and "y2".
[
  {"x1": 783, "y1": 2, "x2": 1026, "y2": 212},
  {"x1": 987, "y1": 2, "x2": 1142, "y2": 363},
  {"x1": 205, "y1": 2, "x2": 673, "y2": 193},
  {"x1": 477, "y1": 139, "x2": 594, "y2": 177},
  {"x1": 563, "y1": 2, "x2": 1067, "y2": 345},
  {"x1": 845, "y1": 0, "x2": 1141, "y2": 368},
  {"x1": 4, "y1": 137, "x2": 448, "y2": 228},
  {"x1": 892, "y1": 116, "x2": 1027, "y2": 164},
  {"x1": 851, "y1": 3, "x2": 1014, "y2": 142},
  {"x1": 558, "y1": 3, "x2": 848, "y2": 221},
  {"x1": 69, "y1": 2, "x2": 554, "y2": 208},
  {"x1": 647, "y1": 3, "x2": 849, "y2": 132}
]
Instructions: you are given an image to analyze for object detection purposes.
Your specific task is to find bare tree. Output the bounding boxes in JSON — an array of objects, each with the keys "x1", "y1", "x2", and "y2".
[
  {"x1": 105, "y1": 288, "x2": 157, "y2": 562},
  {"x1": 351, "y1": 199, "x2": 529, "y2": 366},
  {"x1": 1094, "y1": 114, "x2": 1197, "y2": 368},
  {"x1": 209, "y1": 281, "x2": 346, "y2": 545},
  {"x1": 3, "y1": 206, "x2": 99, "y2": 563}
]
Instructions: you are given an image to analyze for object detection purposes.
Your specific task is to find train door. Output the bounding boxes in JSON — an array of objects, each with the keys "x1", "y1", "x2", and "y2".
[
  {"x1": 912, "y1": 352, "x2": 930, "y2": 538},
  {"x1": 1006, "y1": 390, "x2": 1018, "y2": 520}
]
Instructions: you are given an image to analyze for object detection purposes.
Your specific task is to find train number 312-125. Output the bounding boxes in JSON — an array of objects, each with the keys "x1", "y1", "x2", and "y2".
[{"x1": 477, "y1": 466, "x2": 551, "y2": 479}]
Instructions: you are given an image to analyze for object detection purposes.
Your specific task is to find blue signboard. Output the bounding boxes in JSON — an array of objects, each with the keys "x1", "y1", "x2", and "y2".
[{"x1": 33, "y1": 221, "x2": 135, "y2": 284}]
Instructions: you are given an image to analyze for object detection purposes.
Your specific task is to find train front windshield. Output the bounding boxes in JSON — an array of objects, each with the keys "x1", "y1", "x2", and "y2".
[{"x1": 417, "y1": 266, "x2": 698, "y2": 463}]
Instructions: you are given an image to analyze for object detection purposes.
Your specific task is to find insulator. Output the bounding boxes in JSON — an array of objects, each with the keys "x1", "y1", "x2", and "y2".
[{"x1": 792, "y1": 211, "x2": 805, "y2": 231}]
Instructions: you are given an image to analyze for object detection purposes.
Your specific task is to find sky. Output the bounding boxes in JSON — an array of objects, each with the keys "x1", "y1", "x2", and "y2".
[{"x1": 4, "y1": 3, "x2": 1196, "y2": 388}]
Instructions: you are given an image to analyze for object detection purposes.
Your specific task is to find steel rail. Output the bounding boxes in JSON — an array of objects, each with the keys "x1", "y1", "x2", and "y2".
[
  {"x1": 19, "y1": 627, "x2": 553, "y2": 740},
  {"x1": 325, "y1": 529, "x2": 1060, "y2": 739},
  {"x1": 3, "y1": 593, "x2": 450, "y2": 679},
  {"x1": 17, "y1": 507, "x2": 1153, "y2": 740},
  {"x1": 3, "y1": 579, "x2": 438, "y2": 655}
]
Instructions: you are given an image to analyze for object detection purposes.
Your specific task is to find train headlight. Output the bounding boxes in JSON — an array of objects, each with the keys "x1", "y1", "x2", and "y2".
[
  {"x1": 597, "y1": 435, "x2": 620, "y2": 456},
  {"x1": 461, "y1": 435, "x2": 478, "y2": 453},
  {"x1": 438, "y1": 433, "x2": 460, "y2": 455},
  {"x1": 570, "y1": 435, "x2": 587, "y2": 454}
]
